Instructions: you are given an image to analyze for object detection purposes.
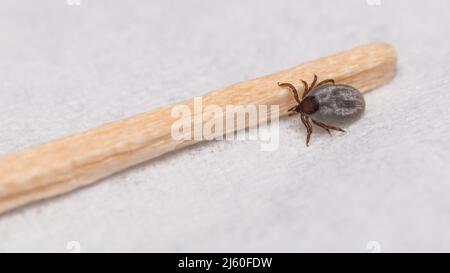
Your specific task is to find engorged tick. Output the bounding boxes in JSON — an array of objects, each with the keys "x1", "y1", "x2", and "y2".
[{"x1": 278, "y1": 74, "x2": 365, "y2": 146}]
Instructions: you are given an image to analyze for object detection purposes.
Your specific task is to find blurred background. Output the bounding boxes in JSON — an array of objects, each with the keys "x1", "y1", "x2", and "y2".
[{"x1": 0, "y1": 0, "x2": 449, "y2": 252}]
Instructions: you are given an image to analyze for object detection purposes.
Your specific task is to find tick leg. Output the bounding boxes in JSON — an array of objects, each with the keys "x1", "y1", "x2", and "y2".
[
  {"x1": 311, "y1": 119, "x2": 346, "y2": 134},
  {"x1": 312, "y1": 120, "x2": 331, "y2": 135},
  {"x1": 288, "y1": 105, "x2": 299, "y2": 116},
  {"x1": 309, "y1": 74, "x2": 318, "y2": 91},
  {"x1": 278, "y1": 82, "x2": 301, "y2": 104},
  {"x1": 301, "y1": 114, "x2": 313, "y2": 146},
  {"x1": 301, "y1": 80, "x2": 309, "y2": 99},
  {"x1": 301, "y1": 75, "x2": 317, "y2": 98},
  {"x1": 317, "y1": 79, "x2": 335, "y2": 87},
  {"x1": 288, "y1": 105, "x2": 297, "y2": 112}
]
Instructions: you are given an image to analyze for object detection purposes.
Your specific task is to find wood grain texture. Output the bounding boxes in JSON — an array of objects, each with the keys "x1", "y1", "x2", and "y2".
[{"x1": 0, "y1": 42, "x2": 397, "y2": 215}]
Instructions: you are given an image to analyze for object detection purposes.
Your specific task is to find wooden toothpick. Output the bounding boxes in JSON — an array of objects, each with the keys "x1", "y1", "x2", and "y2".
[{"x1": 0, "y1": 43, "x2": 397, "y2": 215}]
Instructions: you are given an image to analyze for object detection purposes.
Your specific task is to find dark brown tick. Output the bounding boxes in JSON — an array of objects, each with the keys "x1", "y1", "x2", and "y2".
[{"x1": 278, "y1": 74, "x2": 365, "y2": 146}]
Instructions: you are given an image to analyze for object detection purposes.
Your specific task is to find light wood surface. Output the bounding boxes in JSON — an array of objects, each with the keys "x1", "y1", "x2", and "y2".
[{"x1": 0, "y1": 43, "x2": 397, "y2": 215}]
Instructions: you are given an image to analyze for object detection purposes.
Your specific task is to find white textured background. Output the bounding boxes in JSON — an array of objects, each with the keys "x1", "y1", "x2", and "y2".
[{"x1": 1, "y1": 0, "x2": 450, "y2": 252}]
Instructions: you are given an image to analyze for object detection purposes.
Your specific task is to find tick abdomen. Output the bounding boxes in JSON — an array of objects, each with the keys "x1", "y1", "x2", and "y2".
[{"x1": 306, "y1": 84, "x2": 365, "y2": 125}]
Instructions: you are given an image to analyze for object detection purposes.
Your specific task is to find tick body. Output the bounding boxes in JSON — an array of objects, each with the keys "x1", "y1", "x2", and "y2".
[{"x1": 278, "y1": 75, "x2": 365, "y2": 146}]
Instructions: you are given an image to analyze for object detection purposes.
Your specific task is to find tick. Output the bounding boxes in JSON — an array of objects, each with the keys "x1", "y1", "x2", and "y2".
[{"x1": 278, "y1": 75, "x2": 365, "y2": 146}]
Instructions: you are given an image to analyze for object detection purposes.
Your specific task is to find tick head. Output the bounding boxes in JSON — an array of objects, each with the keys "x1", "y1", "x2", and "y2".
[{"x1": 299, "y1": 96, "x2": 319, "y2": 114}]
